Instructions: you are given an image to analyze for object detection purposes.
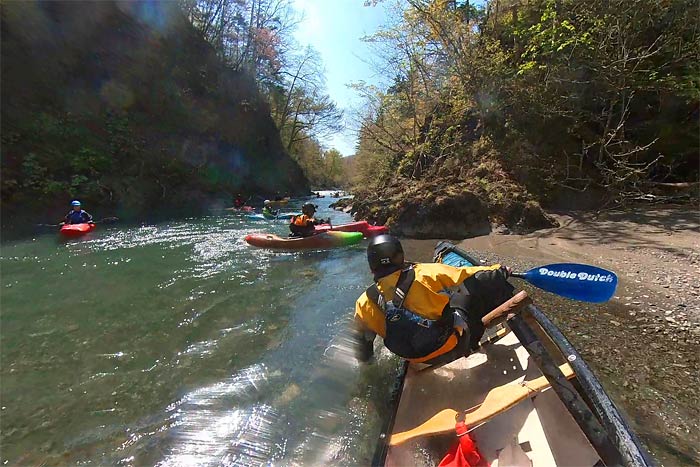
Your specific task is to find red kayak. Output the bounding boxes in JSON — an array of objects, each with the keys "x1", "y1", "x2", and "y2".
[
  {"x1": 315, "y1": 220, "x2": 388, "y2": 238},
  {"x1": 60, "y1": 223, "x2": 95, "y2": 237},
  {"x1": 225, "y1": 206, "x2": 255, "y2": 212}
]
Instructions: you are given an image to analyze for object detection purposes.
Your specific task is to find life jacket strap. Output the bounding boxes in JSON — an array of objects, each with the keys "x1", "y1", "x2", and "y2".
[{"x1": 366, "y1": 266, "x2": 415, "y2": 312}]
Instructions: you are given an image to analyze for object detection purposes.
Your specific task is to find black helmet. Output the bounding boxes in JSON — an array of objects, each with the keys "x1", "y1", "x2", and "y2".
[
  {"x1": 302, "y1": 202, "x2": 316, "y2": 215},
  {"x1": 367, "y1": 235, "x2": 404, "y2": 272}
]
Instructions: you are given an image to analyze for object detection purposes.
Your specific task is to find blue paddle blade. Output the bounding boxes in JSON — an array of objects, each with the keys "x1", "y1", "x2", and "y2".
[{"x1": 522, "y1": 263, "x2": 618, "y2": 303}]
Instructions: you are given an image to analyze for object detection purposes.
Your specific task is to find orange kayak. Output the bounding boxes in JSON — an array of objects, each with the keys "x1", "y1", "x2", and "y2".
[{"x1": 244, "y1": 231, "x2": 362, "y2": 250}]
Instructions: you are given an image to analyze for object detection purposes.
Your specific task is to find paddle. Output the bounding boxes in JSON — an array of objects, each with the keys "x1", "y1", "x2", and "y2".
[
  {"x1": 37, "y1": 217, "x2": 119, "y2": 228},
  {"x1": 389, "y1": 362, "x2": 575, "y2": 446},
  {"x1": 511, "y1": 263, "x2": 617, "y2": 303}
]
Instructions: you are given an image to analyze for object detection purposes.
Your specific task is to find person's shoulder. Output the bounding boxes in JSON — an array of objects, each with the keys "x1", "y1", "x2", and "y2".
[{"x1": 414, "y1": 262, "x2": 458, "y2": 272}]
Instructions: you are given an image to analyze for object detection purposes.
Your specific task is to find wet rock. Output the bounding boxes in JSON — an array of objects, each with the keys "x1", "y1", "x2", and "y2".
[
  {"x1": 330, "y1": 198, "x2": 353, "y2": 212},
  {"x1": 351, "y1": 182, "x2": 556, "y2": 238}
]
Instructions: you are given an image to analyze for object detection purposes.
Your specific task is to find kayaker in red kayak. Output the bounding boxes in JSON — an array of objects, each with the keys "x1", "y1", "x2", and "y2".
[
  {"x1": 233, "y1": 193, "x2": 245, "y2": 208},
  {"x1": 289, "y1": 203, "x2": 329, "y2": 238},
  {"x1": 62, "y1": 200, "x2": 93, "y2": 225},
  {"x1": 353, "y1": 235, "x2": 513, "y2": 366}
]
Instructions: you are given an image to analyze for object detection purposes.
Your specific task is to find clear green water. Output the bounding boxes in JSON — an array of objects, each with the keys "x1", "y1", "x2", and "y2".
[{"x1": 1, "y1": 197, "x2": 399, "y2": 465}]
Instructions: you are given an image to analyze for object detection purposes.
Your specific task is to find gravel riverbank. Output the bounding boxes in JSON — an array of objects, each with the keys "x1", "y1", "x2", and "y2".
[{"x1": 401, "y1": 205, "x2": 699, "y2": 466}]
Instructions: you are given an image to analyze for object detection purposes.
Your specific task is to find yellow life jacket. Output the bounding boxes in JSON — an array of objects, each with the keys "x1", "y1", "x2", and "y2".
[{"x1": 355, "y1": 262, "x2": 501, "y2": 363}]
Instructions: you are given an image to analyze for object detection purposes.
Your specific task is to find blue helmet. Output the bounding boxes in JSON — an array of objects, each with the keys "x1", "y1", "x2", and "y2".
[{"x1": 71, "y1": 200, "x2": 81, "y2": 206}]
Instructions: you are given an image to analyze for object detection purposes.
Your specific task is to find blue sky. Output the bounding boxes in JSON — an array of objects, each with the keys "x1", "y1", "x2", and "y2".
[{"x1": 291, "y1": 0, "x2": 390, "y2": 156}]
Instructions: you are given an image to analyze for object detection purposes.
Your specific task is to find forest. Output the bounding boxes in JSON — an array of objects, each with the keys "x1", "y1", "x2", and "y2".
[
  {"x1": 349, "y1": 0, "x2": 698, "y2": 235},
  {"x1": 1, "y1": 0, "x2": 345, "y2": 230}
]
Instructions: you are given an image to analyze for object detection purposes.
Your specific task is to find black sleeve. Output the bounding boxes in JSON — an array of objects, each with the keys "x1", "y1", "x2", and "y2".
[
  {"x1": 352, "y1": 322, "x2": 376, "y2": 363},
  {"x1": 464, "y1": 268, "x2": 514, "y2": 315},
  {"x1": 457, "y1": 268, "x2": 515, "y2": 348}
]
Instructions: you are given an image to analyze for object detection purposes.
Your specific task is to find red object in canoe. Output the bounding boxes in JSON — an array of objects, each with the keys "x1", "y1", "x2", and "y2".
[
  {"x1": 60, "y1": 223, "x2": 96, "y2": 237},
  {"x1": 315, "y1": 220, "x2": 388, "y2": 238}
]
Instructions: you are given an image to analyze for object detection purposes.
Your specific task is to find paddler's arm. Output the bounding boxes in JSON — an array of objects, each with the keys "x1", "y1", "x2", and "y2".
[
  {"x1": 419, "y1": 263, "x2": 505, "y2": 290},
  {"x1": 353, "y1": 293, "x2": 383, "y2": 363},
  {"x1": 352, "y1": 317, "x2": 376, "y2": 363}
]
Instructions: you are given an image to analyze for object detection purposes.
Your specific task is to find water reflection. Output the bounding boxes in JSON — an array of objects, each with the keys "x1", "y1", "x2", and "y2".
[{"x1": 155, "y1": 365, "x2": 284, "y2": 467}]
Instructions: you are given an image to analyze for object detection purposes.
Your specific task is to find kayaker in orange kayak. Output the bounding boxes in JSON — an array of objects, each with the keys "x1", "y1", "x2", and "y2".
[
  {"x1": 62, "y1": 200, "x2": 93, "y2": 225},
  {"x1": 289, "y1": 203, "x2": 329, "y2": 237},
  {"x1": 353, "y1": 235, "x2": 513, "y2": 366}
]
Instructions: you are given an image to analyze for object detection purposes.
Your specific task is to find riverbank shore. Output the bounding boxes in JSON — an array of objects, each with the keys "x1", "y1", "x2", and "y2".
[{"x1": 402, "y1": 205, "x2": 699, "y2": 465}]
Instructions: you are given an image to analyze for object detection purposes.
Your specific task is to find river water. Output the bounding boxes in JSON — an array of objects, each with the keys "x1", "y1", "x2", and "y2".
[
  {"x1": 1, "y1": 195, "x2": 400, "y2": 465},
  {"x1": 1, "y1": 195, "x2": 695, "y2": 466}
]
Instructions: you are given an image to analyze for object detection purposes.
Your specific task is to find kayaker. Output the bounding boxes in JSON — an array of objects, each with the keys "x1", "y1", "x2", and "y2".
[
  {"x1": 262, "y1": 200, "x2": 278, "y2": 218},
  {"x1": 62, "y1": 200, "x2": 93, "y2": 225},
  {"x1": 289, "y1": 202, "x2": 328, "y2": 237},
  {"x1": 353, "y1": 235, "x2": 513, "y2": 366},
  {"x1": 234, "y1": 194, "x2": 245, "y2": 208}
]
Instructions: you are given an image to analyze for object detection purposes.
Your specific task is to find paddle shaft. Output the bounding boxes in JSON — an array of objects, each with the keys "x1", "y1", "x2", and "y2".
[
  {"x1": 481, "y1": 290, "x2": 531, "y2": 327},
  {"x1": 39, "y1": 217, "x2": 118, "y2": 228},
  {"x1": 390, "y1": 362, "x2": 575, "y2": 446}
]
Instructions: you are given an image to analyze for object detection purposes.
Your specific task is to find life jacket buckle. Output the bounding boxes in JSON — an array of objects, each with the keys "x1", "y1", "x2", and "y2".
[{"x1": 417, "y1": 319, "x2": 431, "y2": 328}]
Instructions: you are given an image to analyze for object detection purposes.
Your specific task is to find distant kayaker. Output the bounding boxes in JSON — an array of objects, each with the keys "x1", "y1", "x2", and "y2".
[
  {"x1": 353, "y1": 235, "x2": 514, "y2": 366},
  {"x1": 62, "y1": 200, "x2": 93, "y2": 225},
  {"x1": 262, "y1": 200, "x2": 278, "y2": 218},
  {"x1": 234, "y1": 194, "x2": 245, "y2": 208},
  {"x1": 289, "y1": 203, "x2": 328, "y2": 237}
]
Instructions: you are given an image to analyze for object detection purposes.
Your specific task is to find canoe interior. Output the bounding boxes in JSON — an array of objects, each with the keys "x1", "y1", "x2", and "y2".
[{"x1": 385, "y1": 331, "x2": 601, "y2": 467}]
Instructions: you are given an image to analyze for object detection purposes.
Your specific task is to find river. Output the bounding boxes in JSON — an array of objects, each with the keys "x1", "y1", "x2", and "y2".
[
  {"x1": 1, "y1": 194, "x2": 401, "y2": 465},
  {"x1": 1, "y1": 195, "x2": 696, "y2": 466}
]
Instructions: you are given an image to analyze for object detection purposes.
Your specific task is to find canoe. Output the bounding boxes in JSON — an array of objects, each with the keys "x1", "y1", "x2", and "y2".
[
  {"x1": 247, "y1": 213, "x2": 298, "y2": 221},
  {"x1": 314, "y1": 221, "x2": 388, "y2": 238},
  {"x1": 376, "y1": 241, "x2": 653, "y2": 467},
  {"x1": 59, "y1": 223, "x2": 95, "y2": 237},
  {"x1": 244, "y1": 231, "x2": 363, "y2": 250}
]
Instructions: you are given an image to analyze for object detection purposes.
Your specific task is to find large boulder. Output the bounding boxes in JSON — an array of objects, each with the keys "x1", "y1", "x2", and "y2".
[{"x1": 351, "y1": 182, "x2": 556, "y2": 238}]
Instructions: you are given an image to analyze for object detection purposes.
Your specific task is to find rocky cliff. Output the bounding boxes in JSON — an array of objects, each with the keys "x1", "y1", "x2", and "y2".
[{"x1": 1, "y1": 1, "x2": 309, "y2": 229}]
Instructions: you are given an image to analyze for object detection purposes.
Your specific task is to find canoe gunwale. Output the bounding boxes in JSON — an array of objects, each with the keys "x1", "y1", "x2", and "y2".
[
  {"x1": 508, "y1": 310, "x2": 626, "y2": 466},
  {"x1": 522, "y1": 304, "x2": 656, "y2": 467}
]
